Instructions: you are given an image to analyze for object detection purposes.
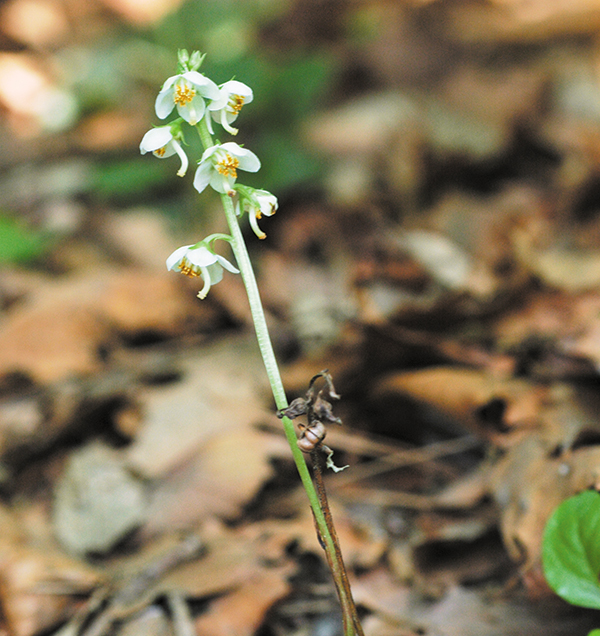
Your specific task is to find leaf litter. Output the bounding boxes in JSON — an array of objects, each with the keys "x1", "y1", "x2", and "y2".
[{"x1": 5, "y1": 0, "x2": 600, "y2": 635}]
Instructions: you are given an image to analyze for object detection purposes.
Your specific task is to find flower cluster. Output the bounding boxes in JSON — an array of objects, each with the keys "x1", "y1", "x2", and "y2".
[{"x1": 141, "y1": 50, "x2": 278, "y2": 298}]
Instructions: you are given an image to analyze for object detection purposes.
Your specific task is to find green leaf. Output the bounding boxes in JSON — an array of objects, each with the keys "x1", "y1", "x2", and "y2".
[
  {"x1": 588, "y1": 630, "x2": 600, "y2": 636},
  {"x1": 0, "y1": 216, "x2": 49, "y2": 264},
  {"x1": 542, "y1": 490, "x2": 600, "y2": 609}
]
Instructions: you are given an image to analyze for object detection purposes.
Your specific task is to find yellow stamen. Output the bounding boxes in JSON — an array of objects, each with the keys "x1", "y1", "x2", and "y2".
[
  {"x1": 174, "y1": 82, "x2": 196, "y2": 107},
  {"x1": 228, "y1": 94, "x2": 245, "y2": 115},
  {"x1": 153, "y1": 146, "x2": 167, "y2": 158},
  {"x1": 216, "y1": 153, "x2": 239, "y2": 178},
  {"x1": 178, "y1": 259, "x2": 200, "y2": 277}
]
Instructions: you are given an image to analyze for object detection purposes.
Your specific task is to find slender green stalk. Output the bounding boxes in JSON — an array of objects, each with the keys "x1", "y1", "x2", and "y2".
[{"x1": 196, "y1": 118, "x2": 361, "y2": 636}]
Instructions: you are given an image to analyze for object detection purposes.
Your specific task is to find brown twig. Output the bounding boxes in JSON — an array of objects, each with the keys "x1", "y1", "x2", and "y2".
[{"x1": 311, "y1": 449, "x2": 364, "y2": 636}]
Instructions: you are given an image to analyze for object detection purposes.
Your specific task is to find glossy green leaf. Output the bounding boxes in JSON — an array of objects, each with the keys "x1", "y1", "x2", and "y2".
[
  {"x1": 542, "y1": 490, "x2": 600, "y2": 609},
  {"x1": 588, "y1": 629, "x2": 600, "y2": 636}
]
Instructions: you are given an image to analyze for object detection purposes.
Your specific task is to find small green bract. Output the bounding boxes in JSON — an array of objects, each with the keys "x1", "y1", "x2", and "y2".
[{"x1": 542, "y1": 490, "x2": 600, "y2": 609}]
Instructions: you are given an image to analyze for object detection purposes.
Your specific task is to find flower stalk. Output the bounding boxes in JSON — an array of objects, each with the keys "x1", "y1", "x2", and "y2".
[{"x1": 145, "y1": 52, "x2": 363, "y2": 636}]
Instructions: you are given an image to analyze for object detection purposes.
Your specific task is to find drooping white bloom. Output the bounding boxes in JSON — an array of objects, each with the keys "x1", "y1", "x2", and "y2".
[
  {"x1": 139, "y1": 126, "x2": 189, "y2": 177},
  {"x1": 193, "y1": 142, "x2": 261, "y2": 195},
  {"x1": 207, "y1": 80, "x2": 254, "y2": 135},
  {"x1": 239, "y1": 188, "x2": 278, "y2": 239},
  {"x1": 155, "y1": 71, "x2": 220, "y2": 125},
  {"x1": 166, "y1": 243, "x2": 239, "y2": 299}
]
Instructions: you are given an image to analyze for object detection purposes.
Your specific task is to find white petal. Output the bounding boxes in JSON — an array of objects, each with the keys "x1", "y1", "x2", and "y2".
[
  {"x1": 160, "y1": 75, "x2": 178, "y2": 92},
  {"x1": 220, "y1": 142, "x2": 242, "y2": 153},
  {"x1": 178, "y1": 96, "x2": 206, "y2": 125},
  {"x1": 193, "y1": 161, "x2": 213, "y2": 194},
  {"x1": 220, "y1": 143, "x2": 261, "y2": 172},
  {"x1": 140, "y1": 127, "x2": 173, "y2": 153},
  {"x1": 207, "y1": 81, "x2": 253, "y2": 112},
  {"x1": 206, "y1": 262, "x2": 224, "y2": 285},
  {"x1": 182, "y1": 71, "x2": 205, "y2": 84},
  {"x1": 155, "y1": 89, "x2": 175, "y2": 119},
  {"x1": 166, "y1": 245, "x2": 193, "y2": 271},
  {"x1": 207, "y1": 94, "x2": 228, "y2": 112},
  {"x1": 215, "y1": 254, "x2": 239, "y2": 273},
  {"x1": 242, "y1": 155, "x2": 261, "y2": 172},
  {"x1": 222, "y1": 80, "x2": 253, "y2": 102},
  {"x1": 209, "y1": 170, "x2": 233, "y2": 194},
  {"x1": 255, "y1": 190, "x2": 278, "y2": 216},
  {"x1": 186, "y1": 245, "x2": 218, "y2": 267},
  {"x1": 200, "y1": 144, "x2": 219, "y2": 162},
  {"x1": 183, "y1": 71, "x2": 221, "y2": 100}
]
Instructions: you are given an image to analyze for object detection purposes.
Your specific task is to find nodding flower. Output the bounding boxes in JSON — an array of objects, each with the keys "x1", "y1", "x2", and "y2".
[
  {"x1": 155, "y1": 71, "x2": 220, "y2": 125},
  {"x1": 139, "y1": 125, "x2": 189, "y2": 177},
  {"x1": 166, "y1": 242, "x2": 238, "y2": 299},
  {"x1": 193, "y1": 142, "x2": 260, "y2": 195},
  {"x1": 207, "y1": 80, "x2": 253, "y2": 135},
  {"x1": 236, "y1": 186, "x2": 278, "y2": 239}
]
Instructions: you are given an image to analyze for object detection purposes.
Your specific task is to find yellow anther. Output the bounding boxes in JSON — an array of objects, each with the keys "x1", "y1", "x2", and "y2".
[
  {"x1": 216, "y1": 153, "x2": 239, "y2": 178},
  {"x1": 153, "y1": 146, "x2": 167, "y2": 158},
  {"x1": 228, "y1": 95, "x2": 245, "y2": 115},
  {"x1": 178, "y1": 260, "x2": 200, "y2": 277},
  {"x1": 174, "y1": 82, "x2": 196, "y2": 107}
]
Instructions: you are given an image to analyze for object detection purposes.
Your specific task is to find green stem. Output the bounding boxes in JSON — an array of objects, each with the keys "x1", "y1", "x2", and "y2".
[{"x1": 196, "y1": 117, "x2": 359, "y2": 636}]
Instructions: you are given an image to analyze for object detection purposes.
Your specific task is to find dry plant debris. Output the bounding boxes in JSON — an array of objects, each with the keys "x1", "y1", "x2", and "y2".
[{"x1": 4, "y1": 0, "x2": 600, "y2": 634}]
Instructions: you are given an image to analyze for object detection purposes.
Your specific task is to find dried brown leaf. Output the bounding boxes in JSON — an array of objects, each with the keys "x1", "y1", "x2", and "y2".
[
  {"x1": 0, "y1": 269, "x2": 200, "y2": 384},
  {"x1": 126, "y1": 336, "x2": 268, "y2": 481},
  {"x1": 0, "y1": 532, "x2": 101, "y2": 636},
  {"x1": 143, "y1": 427, "x2": 278, "y2": 533},
  {"x1": 0, "y1": 299, "x2": 108, "y2": 384},
  {"x1": 193, "y1": 567, "x2": 292, "y2": 636},
  {"x1": 375, "y1": 366, "x2": 540, "y2": 440}
]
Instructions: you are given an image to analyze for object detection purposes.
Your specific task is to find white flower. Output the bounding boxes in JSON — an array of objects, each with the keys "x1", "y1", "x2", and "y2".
[
  {"x1": 139, "y1": 126, "x2": 189, "y2": 177},
  {"x1": 193, "y1": 142, "x2": 261, "y2": 195},
  {"x1": 166, "y1": 243, "x2": 239, "y2": 299},
  {"x1": 207, "y1": 80, "x2": 253, "y2": 135},
  {"x1": 240, "y1": 189, "x2": 278, "y2": 239},
  {"x1": 155, "y1": 71, "x2": 220, "y2": 125}
]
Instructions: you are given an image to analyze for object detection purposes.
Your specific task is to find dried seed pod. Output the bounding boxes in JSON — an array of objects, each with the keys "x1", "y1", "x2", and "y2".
[
  {"x1": 297, "y1": 420, "x2": 326, "y2": 453},
  {"x1": 308, "y1": 370, "x2": 340, "y2": 402},
  {"x1": 277, "y1": 397, "x2": 307, "y2": 420},
  {"x1": 312, "y1": 394, "x2": 342, "y2": 425}
]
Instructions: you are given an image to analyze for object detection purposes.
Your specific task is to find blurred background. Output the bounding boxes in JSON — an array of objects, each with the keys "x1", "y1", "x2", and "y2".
[{"x1": 3, "y1": 1, "x2": 600, "y2": 635}]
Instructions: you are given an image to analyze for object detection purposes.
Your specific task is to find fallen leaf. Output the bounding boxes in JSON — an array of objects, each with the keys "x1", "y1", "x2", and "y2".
[
  {"x1": 354, "y1": 568, "x2": 597, "y2": 636},
  {"x1": 143, "y1": 427, "x2": 279, "y2": 532},
  {"x1": 126, "y1": 336, "x2": 269, "y2": 480},
  {"x1": 0, "y1": 269, "x2": 199, "y2": 384},
  {"x1": 0, "y1": 297, "x2": 108, "y2": 384},
  {"x1": 375, "y1": 366, "x2": 541, "y2": 440},
  {"x1": 0, "y1": 507, "x2": 101, "y2": 636},
  {"x1": 193, "y1": 567, "x2": 292, "y2": 636}
]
